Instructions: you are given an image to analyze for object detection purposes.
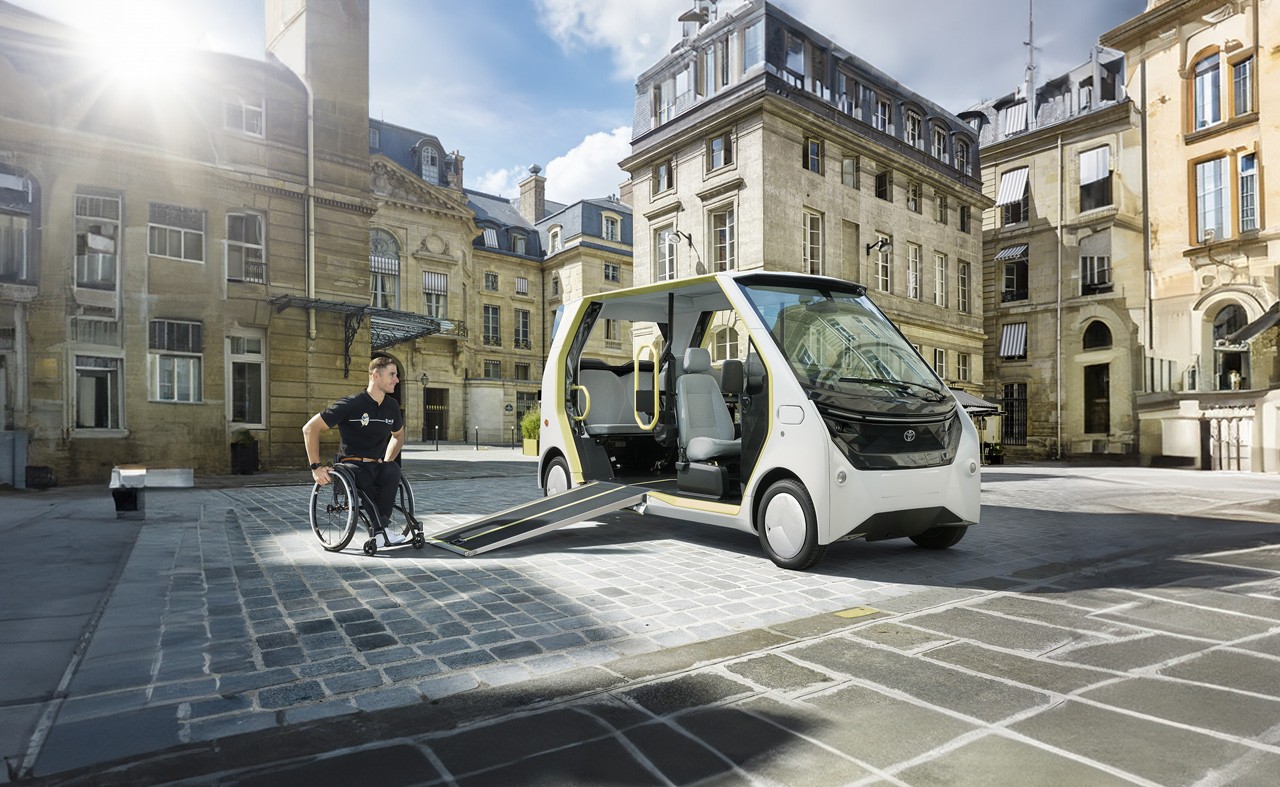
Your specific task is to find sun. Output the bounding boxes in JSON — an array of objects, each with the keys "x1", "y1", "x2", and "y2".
[{"x1": 75, "y1": 1, "x2": 198, "y2": 88}]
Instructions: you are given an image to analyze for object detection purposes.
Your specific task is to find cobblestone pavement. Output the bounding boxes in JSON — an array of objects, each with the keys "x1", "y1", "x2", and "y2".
[{"x1": 8, "y1": 461, "x2": 1280, "y2": 784}]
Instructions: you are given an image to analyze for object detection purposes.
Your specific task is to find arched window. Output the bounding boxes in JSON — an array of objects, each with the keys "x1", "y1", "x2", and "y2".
[
  {"x1": 1213, "y1": 303, "x2": 1246, "y2": 340},
  {"x1": 369, "y1": 229, "x2": 400, "y2": 309},
  {"x1": 421, "y1": 147, "x2": 440, "y2": 183},
  {"x1": 1082, "y1": 320, "x2": 1112, "y2": 350}
]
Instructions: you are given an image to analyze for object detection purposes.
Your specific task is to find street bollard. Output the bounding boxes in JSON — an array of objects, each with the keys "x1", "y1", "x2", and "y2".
[
  {"x1": 434, "y1": 425, "x2": 439, "y2": 451},
  {"x1": 510, "y1": 426, "x2": 515, "y2": 449},
  {"x1": 474, "y1": 426, "x2": 479, "y2": 450}
]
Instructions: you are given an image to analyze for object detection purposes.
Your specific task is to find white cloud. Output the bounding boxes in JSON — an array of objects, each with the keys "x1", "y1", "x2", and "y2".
[
  {"x1": 472, "y1": 166, "x2": 528, "y2": 199},
  {"x1": 544, "y1": 126, "x2": 632, "y2": 204},
  {"x1": 534, "y1": 0, "x2": 747, "y2": 79}
]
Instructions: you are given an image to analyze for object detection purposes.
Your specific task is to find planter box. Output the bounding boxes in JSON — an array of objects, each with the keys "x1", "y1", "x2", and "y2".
[{"x1": 522, "y1": 438, "x2": 538, "y2": 456}]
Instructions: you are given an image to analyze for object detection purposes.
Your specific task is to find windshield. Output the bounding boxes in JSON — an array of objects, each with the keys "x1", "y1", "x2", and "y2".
[{"x1": 739, "y1": 281, "x2": 944, "y2": 403}]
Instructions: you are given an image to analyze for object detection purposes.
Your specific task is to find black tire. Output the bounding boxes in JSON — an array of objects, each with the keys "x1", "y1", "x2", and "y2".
[
  {"x1": 755, "y1": 478, "x2": 827, "y2": 571},
  {"x1": 412, "y1": 532, "x2": 425, "y2": 549},
  {"x1": 394, "y1": 476, "x2": 417, "y2": 534},
  {"x1": 542, "y1": 455, "x2": 571, "y2": 496},
  {"x1": 910, "y1": 526, "x2": 967, "y2": 549},
  {"x1": 363, "y1": 538, "x2": 378, "y2": 556},
  {"x1": 309, "y1": 471, "x2": 360, "y2": 552}
]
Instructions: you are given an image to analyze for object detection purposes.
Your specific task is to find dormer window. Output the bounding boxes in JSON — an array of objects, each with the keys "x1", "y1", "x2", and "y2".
[
  {"x1": 421, "y1": 148, "x2": 439, "y2": 183},
  {"x1": 549, "y1": 226, "x2": 562, "y2": 253},
  {"x1": 602, "y1": 214, "x2": 621, "y2": 242}
]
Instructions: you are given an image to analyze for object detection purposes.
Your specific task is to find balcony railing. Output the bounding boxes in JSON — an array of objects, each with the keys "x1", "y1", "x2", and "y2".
[
  {"x1": 513, "y1": 338, "x2": 531, "y2": 350},
  {"x1": 483, "y1": 335, "x2": 502, "y2": 347},
  {"x1": 1001, "y1": 288, "x2": 1028, "y2": 303}
]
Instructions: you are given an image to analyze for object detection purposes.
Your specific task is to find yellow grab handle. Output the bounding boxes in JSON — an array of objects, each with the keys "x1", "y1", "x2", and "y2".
[
  {"x1": 633, "y1": 344, "x2": 659, "y2": 431},
  {"x1": 570, "y1": 384, "x2": 590, "y2": 422}
]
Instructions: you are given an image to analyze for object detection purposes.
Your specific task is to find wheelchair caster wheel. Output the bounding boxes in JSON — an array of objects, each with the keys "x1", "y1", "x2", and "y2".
[
  {"x1": 412, "y1": 532, "x2": 425, "y2": 549},
  {"x1": 363, "y1": 539, "x2": 378, "y2": 556}
]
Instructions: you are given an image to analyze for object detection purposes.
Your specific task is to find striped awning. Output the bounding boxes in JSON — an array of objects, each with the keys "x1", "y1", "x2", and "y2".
[
  {"x1": 370, "y1": 254, "x2": 400, "y2": 275},
  {"x1": 999, "y1": 322, "x2": 1027, "y2": 358},
  {"x1": 1002, "y1": 102, "x2": 1028, "y2": 135},
  {"x1": 995, "y1": 244, "x2": 1028, "y2": 261},
  {"x1": 995, "y1": 167, "x2": 1029, "y2": 207},
  {"x1": 482, "y1": 228, "x2": 499, "y2": 248}
]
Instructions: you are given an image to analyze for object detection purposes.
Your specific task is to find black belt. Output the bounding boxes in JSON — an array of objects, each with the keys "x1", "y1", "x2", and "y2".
[{"x1": 339, "y1": 456, "x2": 384, "y2": 463}]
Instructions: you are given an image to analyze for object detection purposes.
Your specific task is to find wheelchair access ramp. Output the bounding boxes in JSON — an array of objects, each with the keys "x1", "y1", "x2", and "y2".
[{"x1": 424, "y1": 482, "x2": 646, "y2": 557}]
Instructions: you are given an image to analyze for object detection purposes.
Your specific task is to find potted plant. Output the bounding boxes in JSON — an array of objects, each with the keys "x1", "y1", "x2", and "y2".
[
  {"x1": 230, "y1": 429, "x2": 259, "y2": 474},
  {"x1": 519, "y1": 408, "x2": 540, "y2": 456},
  {"x1": 985, "y1": 442, "x2": 1004, "y2": 465}
]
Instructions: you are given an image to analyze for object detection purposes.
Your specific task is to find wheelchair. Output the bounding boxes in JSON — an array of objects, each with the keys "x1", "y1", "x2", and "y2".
[{"x1": 309, "y1": 462, "x2": 426, "y2": 556}]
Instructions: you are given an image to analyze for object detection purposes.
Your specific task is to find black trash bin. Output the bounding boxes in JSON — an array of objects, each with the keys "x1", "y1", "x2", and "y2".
[{"x1": 230, "y1": 441, "x2": 259, "y2": 474}]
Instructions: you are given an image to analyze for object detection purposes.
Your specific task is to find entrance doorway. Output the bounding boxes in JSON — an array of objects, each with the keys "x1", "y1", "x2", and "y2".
[
  {"x1": 1083, "y1": 363, "x2": 1110, "y2": 434},
  {"x1": 423, "y1": 388, "x2": 448, "y2": 442}
]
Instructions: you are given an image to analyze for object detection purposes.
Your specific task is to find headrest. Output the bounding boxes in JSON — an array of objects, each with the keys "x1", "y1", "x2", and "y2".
[
  {"x1": 683, "y1": 347, "x2": 711, "y2": 373},
  {"x1": 719, "y1": 359, "x2": 744, "y2": 394}
]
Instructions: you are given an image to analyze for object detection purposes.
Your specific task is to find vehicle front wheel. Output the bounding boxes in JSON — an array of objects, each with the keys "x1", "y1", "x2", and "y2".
[
  {"x1": 756, "y1": 478, "x2": 826, "y2": 571},
  {"x1": 542, "y1": 455, "x2": 571, "y2": 496},
  {"x1": 910, "y1": 526, "x2": 967, "y2": 549}
]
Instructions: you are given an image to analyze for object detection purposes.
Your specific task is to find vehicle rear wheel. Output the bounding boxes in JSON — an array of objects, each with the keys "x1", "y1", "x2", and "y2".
[
  {"x1": 910, "y1": 526, "x2": 967, "y2": 549},
  {"x1": 542, "y1": 455, "x2": 571, "y2": 496},
  {"x1": 756, "y1": 478, "x2": 826, "y2": 571}
]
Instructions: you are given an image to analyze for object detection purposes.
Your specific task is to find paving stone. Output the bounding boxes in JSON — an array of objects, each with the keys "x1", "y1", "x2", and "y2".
[
  {"x1": 258, "y1": 680, "x2": 326, "y2": 709},
  {"x1": 231, "y1": 744, "x2": 438, "y2": 787},
  {"x1": 848, "y1": 621, "x2": 953, "y2": 651},
  {"x1": 623, "y1": 672, "x2": 752, "y2": 717},
  {"x1": 428, "y1": 708, "x2": 608, "y2": 776},
  {"x1": 1081, "y1": 677, "x2": 1280, "y2": 739},
  {"x1": 725, "y1": 654, "x2": 833, "y2": 692},
  {"x1": 906, "y1": 606, "x2": 1091, "y2": 654},
  {"x1": 1094, "y1": 598, "x2": 1276, "y2": 642},
  {"x1": 898, "y1": 732, "x2": 1136, "y2": 786},
  {"x1": 928, "y1": 641, "x2": 1114, "y2": 695},
  {"x1": 34, "y1": 706, "x2": 182, "y2": 777},
  {"x1": 1050, "y1": 633, "x2": 1207, "y2": 671}
]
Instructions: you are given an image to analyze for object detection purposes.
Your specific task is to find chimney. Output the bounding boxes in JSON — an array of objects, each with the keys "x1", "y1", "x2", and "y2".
[
  {"x1": 447, "y1": 152, "x2": 464, "y2": 190},
  {"x1": 518, "y1": 165, "x2": 545, "y2": 223}
]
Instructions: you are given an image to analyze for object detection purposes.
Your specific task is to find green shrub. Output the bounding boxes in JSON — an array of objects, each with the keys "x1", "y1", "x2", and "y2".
[{"x1": 520, "y1": 408, "x2": 540, "y2": 440}]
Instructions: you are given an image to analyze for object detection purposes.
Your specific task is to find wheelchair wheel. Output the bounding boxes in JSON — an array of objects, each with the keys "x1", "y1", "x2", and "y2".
[
  {"x1": 393, "y1": 476, "x2": 417, "y2": 532},
  {"x1": 309, "y1": 471, "x2": 360, "y2": 552}
]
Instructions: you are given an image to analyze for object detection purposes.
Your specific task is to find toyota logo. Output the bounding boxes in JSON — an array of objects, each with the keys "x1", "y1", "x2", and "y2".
[{"x1": 903, "y1": 429, "x2": 917, "y2": 442}]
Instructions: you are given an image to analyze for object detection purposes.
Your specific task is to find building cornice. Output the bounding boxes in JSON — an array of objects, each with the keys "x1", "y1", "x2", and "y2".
[{"x1": 981, "y1": 102, "x2": 1137, "y2": 162}]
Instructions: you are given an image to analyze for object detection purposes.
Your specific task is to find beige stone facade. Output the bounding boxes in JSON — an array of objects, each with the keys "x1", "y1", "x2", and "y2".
[
  {"x1": 1102, "y1": 0, "x2": 1280, "y2": 471},
  {"x1": 622, "y1": 1, "x2": 986, "y2": 396}
]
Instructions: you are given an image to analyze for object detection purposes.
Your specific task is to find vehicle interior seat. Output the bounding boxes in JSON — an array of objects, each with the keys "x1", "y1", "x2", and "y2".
[{"x1": 676, "y1": 347, "x2": 741, "y2": 462}]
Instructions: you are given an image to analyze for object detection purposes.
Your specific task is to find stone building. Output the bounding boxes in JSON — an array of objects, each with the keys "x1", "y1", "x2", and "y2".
[
  {"x1": 1101, "y1": 0, "x2": 1280, "y2": 472},
  {"x1": 969, "y1": 49, "x2": 1146, "y2": 460},
  {"x1": 0, "y1": 0, "x2": 377, "y2": 484},
  {"x1": 620, "y1": 0, "x2": 988, "y2": 399}
]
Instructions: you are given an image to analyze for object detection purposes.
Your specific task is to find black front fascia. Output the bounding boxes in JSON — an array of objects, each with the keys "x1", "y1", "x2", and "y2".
[{"x1": 813, "y1": 391, "x2": 961, "y2": 471}]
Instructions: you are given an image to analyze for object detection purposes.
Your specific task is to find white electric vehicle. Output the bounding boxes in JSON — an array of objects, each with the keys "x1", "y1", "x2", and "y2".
[{"x1": 427, "y1": 272, "x2": 980, "y2": 571}]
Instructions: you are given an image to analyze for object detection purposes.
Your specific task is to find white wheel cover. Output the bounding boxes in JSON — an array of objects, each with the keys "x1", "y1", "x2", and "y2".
[
  {"x1": 545, "y1": 463, "x2": 569, "y2": 495},
  {"x1": 763, "y1": 491, "x2": 806, "y2": 560}
]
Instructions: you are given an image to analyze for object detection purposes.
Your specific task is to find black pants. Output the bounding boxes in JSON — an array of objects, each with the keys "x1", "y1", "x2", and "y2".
[{"x1": 345, "y1": 461, "x2": 402, "y2": 529}]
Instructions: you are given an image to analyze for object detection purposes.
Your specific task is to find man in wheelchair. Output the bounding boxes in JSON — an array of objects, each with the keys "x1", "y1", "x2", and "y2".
[{"x1": 303, "y1": 356, "x2": 409, "y2": 547}]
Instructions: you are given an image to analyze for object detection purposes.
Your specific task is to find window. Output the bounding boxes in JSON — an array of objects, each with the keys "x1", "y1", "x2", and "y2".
[
  {"x1": 1002, "y1": 382, "x2": 1028, "y2": 445},
  {"x1": 959, "y1": 204, "x2": 972, "y2": 233},
  {"x1": 483, "y1": 360, "x2": 501, "y2": 379},
  {"x1": 712, "y1": 326, "x2": 739, "y2": 362},
  {"x1": 875, "y1": 169, "x2": 892, "y2": 201},
  {"x1": 228, "y1": 332, "x2": 265, "y2": 426},
  {"x1": 551, "y1": 275, "x2": 560, "y2": 297},
  {"x1": 514, "y1": 308, "x2": 531, "y2": 349},
  {"x1": 1083, "y1": 321, "x2": 1112, "y2": 350},
  {"x1": 515, "y1": 363, "x2": 531, "y2": 382},
  {"x1": 998, "y1": 323, "x2": 1028, "y2": 360},
  {"x1": 369, "y1": 127, "x2": 380, "y2": 149},
  {"x1": 905, "y1": 111, "x2": 921, "y2": 148},
  {"x1": 875, "y1": 235, "x2": 892, "y2": 292},
  {"x1": 996, "y1": 167, "x2": 1029, "y2": 225},
  {"x1": 224, "y1": 98, "x2": 264, "y2": 136},
  {"x1": 934, "y1": 253, "x2": 948, "y2": 308},
  {"x1": 653, "y1": 77, "x2": 675, "y2": 125},
  {"x1": 906, "y1": 180, "x2": 921, "y2": 213},
  {"x1": 933, "y1": 348, "x2": 946, "y2": 378},
  {"x1": 421, "y1": 147, "x2": 439, "y2": 183},
  {"x1": 1081, "y1": 255, "x2": 1112, "y2": 295},
  {"x1": 907, "y1": 244, "x2": 922, "y2": 300},
  {"x1": 1193, "y1": 53, "x2": 1221, "y2": 130},
  {"x1": 483, "y1": 305, "x2": 501, "y2": 346},
  {"x1": 957, "y1": 261, "x2": 971, "y2": 314},
  {"x1": 149, "y1": 319, "x2": 203, "y2": 403},
  {"x1": 226, "y1": 212, "x2": 265, "y2": 283},
  {"x1": 1196, "y1": 156, "x2": 1228, "y2": 242},
  {"x1": 802, "y1": 209, "x2": 823, "y2": 275},
  {"x1": 956, "y1": 141, "x2": 971, "y2": 175},
  {"x1": 652, "y1": 159, "x2": 673, "y2": 194},
  {"x1": 932, "y1": 127, "x2": 948, "y2": 161},
  {"x1": 841, "y1": 155, "x2": 859, "y2": 188},
  {"x1": 74, "y1": 355, "x2": 122, "y2": 429},
  {"x1": 1, "y1": 169, "x2": 35, "y2": 284},
  {"x1": 784, "y1": 31, "x2": 805, "y2": 84},
  {"x1": 604, "y1": 319, "x2": 621, "y2": 348},
  {"x1": 702, "y1": 43, "x2": 718, "y2": 96},
  {"x1": 369, "y1": 229, "x2": 400, "y2": 309},
  {"x1": 957, "y1": 353, "x2": 970, "y2": 382},
  {"x1": 549, "y1": 227, "x2": 562, "y2": 253},
  {"x1": 515, "y1": 276, "x2": 529, "y2": 296},
  {"x1": 711, "y1": 206, "x2": 735, "y2": 272},
  {"x1": 743, "y1": 20, "x2": 763, "y2": 72},
  {"x1": 513, "y1": 234, "x2": 527, "y2": 254},
  {"x1": 603, "y1": 262, "x2": 621, "y2": 283},
  {"x1": 998, "y1": 245, "x2": 1028, "y2": 302},
  {"x1": 655, "y1": 226, "x2": 677, "y2": 281},
  {"x1": 1232, "y1": 57, "x2": 1254, "y2": 116},
  {"x1": 148, "y1": 203, "x2": 204, "y2": 262},
  {"x1": 1079, "y1": 146, "x2": 1112, "y2": 211},
  {"x1": 1239, "y1": 153, "x2": 1258, "y2": 233},
  {"x1": 603, "y1": 215, "x2": 620, "y2": 241},
  {"x1": 707, "y1": 131, "x2": 733, "y2": 170},
  {"x1": 803, "y1": 137, "x2": 823, "y2": 174},
  {"x1": 484, "y1": 271, "x2": 499, "y2": 291},
  {"x1": 422, "y1": 271, "x2": 448, "y2": 318},
  {"x1": 874, "y1": 99, "x2": 891, "y2": 132},
  {"x1": 935, "y1": 193, "x2": 949, "y2": 224},
  {"x1": 1001, "y1": 102, "x2": 1028, "y2": 136}
]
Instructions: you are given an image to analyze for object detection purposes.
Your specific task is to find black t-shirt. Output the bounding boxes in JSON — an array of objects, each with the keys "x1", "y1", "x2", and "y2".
[{"x1": 320, "y1": 392, "x2": 403, "y2": 459}]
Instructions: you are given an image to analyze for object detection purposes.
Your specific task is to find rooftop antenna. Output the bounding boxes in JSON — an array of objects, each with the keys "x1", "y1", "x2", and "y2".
[{"x1": 1024, "y1": 0, "x2": 1037, "y2": 130}]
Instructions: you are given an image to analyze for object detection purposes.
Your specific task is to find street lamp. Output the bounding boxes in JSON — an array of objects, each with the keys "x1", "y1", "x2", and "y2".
[
  {"x1": 865, "y1": 237, "x2": 891, "y2": 257},
  {"x1": 419, "y1": 372, "x2": 429, "y2": 387}
]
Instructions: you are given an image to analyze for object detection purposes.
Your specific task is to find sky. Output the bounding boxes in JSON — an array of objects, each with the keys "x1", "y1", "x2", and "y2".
[{"x1": 15, "y1": 0, "x2": 1147, "y2": 205}]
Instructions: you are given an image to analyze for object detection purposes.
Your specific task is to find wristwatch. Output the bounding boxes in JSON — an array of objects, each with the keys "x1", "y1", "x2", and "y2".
[{"x1": 309, "y1": 462, "x2": 322, "y2": 470}]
